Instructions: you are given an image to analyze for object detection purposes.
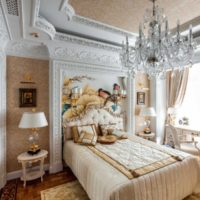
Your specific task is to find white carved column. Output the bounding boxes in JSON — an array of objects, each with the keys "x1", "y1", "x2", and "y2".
[
  {"x1": 0, "y1": 50, "x2": 7, "y2": 189},
  {"x1": 126, "y1": 74, "x2": 136, "y2": 134},
  {"x1": 150, "y1": 78, "x2": 166, "y2": 144},
  {"x1": 49, "y1": 59, "x2": 63, "y2": 173}
]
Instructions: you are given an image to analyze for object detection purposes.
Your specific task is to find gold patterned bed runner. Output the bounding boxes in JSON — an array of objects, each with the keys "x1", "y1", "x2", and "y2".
[{"x1": 88, "y1": 137, "x2": 187, "y2": 179}]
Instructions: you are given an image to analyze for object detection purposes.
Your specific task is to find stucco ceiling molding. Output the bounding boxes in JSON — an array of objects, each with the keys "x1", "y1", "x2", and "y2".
[
  {"x1": 6, "y1": 41, "x2": 49, "y2": 59},
  {"x1": 31, "y1": 0, "x2": 40, "y2": 26},
  {"x1": 55, "y1": 33, "x2": 121, "y2": 52},
  {"x1": 73, "y1": 15, "x2": 136, "y2": 38},
  {"x1": 35, "y1": 16, "x2": 56, "y2": 40},
  {"x1": 0, "y1": 6, "x2": 10, "y2": 48},
  {"x1": 52, "y1": 46, "x2": 120, "y2": 67},
  {"x1": 60, "y1": 0, "x2": 75, "y2": 21}
]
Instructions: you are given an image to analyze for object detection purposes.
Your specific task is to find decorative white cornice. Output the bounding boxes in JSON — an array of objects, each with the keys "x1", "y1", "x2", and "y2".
[
  {"x1": 35, "y1": 16, "x2": 56, "y2": 40},
  {"x1": 0, "y1": 5, "x2": 10, "y2": 47},
  {"x1": 6, "y1": 41, "x2": 49, "y2": 59},
  {"x1": 31, "y1": 0, "x2": 40, "y2": 26},
  {"x1": 73, "y1": 15, "x2": 136, "y2": 37},
  {"x1": 60, "y1": 0, "x2": 75, "y2": 21},
  {"x1": 50, "y1": 46, "x2": 120, "y2": 67},
  {"x1": 54, "y1": 33, "x2": 121, "y2": 52}
]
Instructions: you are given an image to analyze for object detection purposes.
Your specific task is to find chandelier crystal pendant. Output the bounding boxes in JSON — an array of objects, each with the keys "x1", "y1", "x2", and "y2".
[{"x1": 121, "y1": 0, "x2": 196, "y2": 79}]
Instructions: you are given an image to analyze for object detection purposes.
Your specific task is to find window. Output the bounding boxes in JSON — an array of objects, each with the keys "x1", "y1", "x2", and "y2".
[{"x1": 176, "y1": 63, "x2": 200, "y2": 128}]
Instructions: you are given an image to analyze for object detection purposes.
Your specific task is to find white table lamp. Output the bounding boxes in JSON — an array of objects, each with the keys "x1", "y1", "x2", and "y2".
[
  {"x1": 19, "y1": 112, "x2": 48, "y2": 154},
  {"x1": 139, "y1": 107, "x2": 156, "y2": 134}
]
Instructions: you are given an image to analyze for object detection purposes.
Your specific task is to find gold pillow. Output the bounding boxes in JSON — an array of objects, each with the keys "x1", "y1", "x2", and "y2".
[
  {"x1": 99, "y1": 124, "x2": 117, "y2": 136},
  {"x1": 78, "y1": 130, "x2": 97, "y2": 146},
  {"x1": 72, "y1": 124, "x2": 97, "y2": 143},
  {"x1": 97, "y1": 135, "x2": 117, "y2": 144}
]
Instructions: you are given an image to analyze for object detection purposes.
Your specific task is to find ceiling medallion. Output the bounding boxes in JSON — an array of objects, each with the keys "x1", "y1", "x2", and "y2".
[{"x1": 121, "y1": 0, "x2": 196, "y2": 79}]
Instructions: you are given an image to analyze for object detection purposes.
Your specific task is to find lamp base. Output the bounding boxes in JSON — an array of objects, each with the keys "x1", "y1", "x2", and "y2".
[
  {"x1": 28, "y1": 143, "x2": 40, "y2": 155},
  {"x1": 144, "y1": 127, "x2": 151, "y2": 134},
  {"x1": 27, "y1": 148, "x2": 41, "y2": 155}
]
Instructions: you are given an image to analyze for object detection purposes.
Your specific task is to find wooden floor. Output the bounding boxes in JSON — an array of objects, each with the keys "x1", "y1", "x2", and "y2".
[{"x1": 16, "y1": 167, "x2": 76, "y2": 200}]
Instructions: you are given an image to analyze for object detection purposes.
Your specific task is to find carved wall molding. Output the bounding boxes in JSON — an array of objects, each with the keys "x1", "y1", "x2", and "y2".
[
  {"x1": 0, "y1": 50, "x2": 7, "y2": 189},
  {"x1": 73, "y1": 15, "x2": 135, "y2": 37},
  {"x1": 31, "y1": 0, "x2": 40, "y2": 26},
  {"x1": 52, "y1": 46, "x2": 120, "y2": 67},
  {"x1": 54, "y1": 33, "x2": 121, "y2": 52},
  {"x1": 49, "y1": 59, "x2": 127, "y2": 173},
  {"x1": 35, "y1": 16, "x2": 56, "y2": 40},
  {"x1": 60, "y1": 0, "x2": 75, "y2": 21},
  {"x1": 0, "y1": 5, "x2": 9, "y2": 47},
  {"x1": 6, "y1": 41, "x2": 49, "y2": 59}
]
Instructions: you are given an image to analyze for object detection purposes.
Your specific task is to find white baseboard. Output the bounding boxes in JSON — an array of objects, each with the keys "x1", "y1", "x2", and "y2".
[{"x1": 7, "y1": 164, "x2": 49, "y2": 181}]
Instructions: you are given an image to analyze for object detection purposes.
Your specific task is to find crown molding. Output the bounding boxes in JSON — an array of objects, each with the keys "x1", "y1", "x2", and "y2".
[
  {"x1": 54, "y1": 32, "x2": 121, "y2": 52},
  {"x1": 59, "y1": 0, "x2": 75, "y2": 21},
  {"x1": 0, "y1": 4, "x2": 10, "y2": 47},
  {"x1": 35, "y1": 16, "x2": 56, "y2": 40},
  {"x1": 6, "y1": 40, "x2": 49, "y2": 60},
  {"x1": 49, "y1": 46, "x2": 120, "y2": 67},
  {"x1": 73, "y1": 15, "x2": 136, "y2": 38}
]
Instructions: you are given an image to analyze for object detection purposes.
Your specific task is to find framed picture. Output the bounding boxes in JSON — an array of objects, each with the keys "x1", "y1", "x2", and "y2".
[
  {"x1": 137, "y1": 92, "x2": 145, "y2": 105},
  {"x1": 19, "y1": 88, "x2": 36, "y2": 107}
]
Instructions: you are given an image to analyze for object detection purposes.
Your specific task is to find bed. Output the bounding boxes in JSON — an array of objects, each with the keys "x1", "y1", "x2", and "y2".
[{"x1": 62, "y1": 107, "x2": 200, "y2": 200}]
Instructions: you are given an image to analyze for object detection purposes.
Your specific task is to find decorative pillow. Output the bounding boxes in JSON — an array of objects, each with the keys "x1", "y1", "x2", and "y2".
[
  {"x1": 72, "y1": 124, "x2": 97, "y2": 144},
  {"x1": 99, "y1": 123, "x2": 117, "y2": 136},
  {"x1": 112, "y1": 129, "x2": 128, "y2": 140},
  {"x1": 97, "y1": 135, "x2": 117, "y2": 144},
  {"x1": 78, "y1": 130, "x2": 97, "y2": 146}
]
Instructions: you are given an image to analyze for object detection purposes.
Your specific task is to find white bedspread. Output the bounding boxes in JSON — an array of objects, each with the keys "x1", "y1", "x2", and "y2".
[{"x1": 63, "y1": 136, "x2": 200, "y2": 200}]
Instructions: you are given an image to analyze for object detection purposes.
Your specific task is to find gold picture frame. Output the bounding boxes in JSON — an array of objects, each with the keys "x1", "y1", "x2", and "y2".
[
  {"x1": 137, "y1": 92, "x2": 145, "y2": 105},
  {"x1": 19, "y1": 88, "x2": 37, "y2": 107}
]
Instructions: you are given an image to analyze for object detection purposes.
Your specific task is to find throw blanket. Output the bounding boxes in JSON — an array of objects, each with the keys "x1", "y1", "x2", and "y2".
[{"x1": 88, "y1": 138, "x2": 188, "y2": 179}]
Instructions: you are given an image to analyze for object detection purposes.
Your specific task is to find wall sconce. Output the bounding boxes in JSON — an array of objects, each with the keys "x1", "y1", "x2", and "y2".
[{"x1": 71, "y1": 87, "x2": 82, "y2": 107}]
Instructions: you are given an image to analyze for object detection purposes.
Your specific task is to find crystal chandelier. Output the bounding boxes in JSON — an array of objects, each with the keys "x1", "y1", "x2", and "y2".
[{"x1": 121, "y1": 0, "x2": 196, "y2": 79}]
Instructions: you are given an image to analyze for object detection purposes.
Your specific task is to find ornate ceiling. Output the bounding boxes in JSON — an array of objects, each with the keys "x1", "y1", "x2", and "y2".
[{"x1": 69, "y1": 0, "x2": 200, "y2": 33}]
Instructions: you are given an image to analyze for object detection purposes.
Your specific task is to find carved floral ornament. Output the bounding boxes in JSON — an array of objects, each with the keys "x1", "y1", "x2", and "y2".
[{"x1": 53, "y1": 47, "x2": 120, "y2": 66}]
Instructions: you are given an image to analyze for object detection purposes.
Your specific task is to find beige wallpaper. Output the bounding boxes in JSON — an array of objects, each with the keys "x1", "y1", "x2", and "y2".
[
  {"x1": 69, "y1": 0, "x2": 200, "y2": 33},
  {"x1": 6, "y1": 56, "x2": 49, "y2": 173},
  {"x1": 135, "y1": 73, "x2": 150, "y2": 133}
]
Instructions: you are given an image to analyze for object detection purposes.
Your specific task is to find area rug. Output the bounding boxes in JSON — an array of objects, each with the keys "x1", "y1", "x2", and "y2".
[
  {"x1": 41, "y1": 180, "x2": 89, "y2": 200},
  {"x1": 0, "y1": 179, "x2": 18, "y2": 200}
]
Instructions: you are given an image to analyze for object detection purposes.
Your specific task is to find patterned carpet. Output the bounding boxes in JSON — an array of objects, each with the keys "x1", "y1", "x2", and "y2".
[
  {"x1": 41, "y1": 180, "x2": 200, "y2": 200},
  {"x1": 0, "y1": 179, "x2": 18, "y2": 200},
  {"x1": 41, "y1": 181, "x2": 89, "y2": 200}
]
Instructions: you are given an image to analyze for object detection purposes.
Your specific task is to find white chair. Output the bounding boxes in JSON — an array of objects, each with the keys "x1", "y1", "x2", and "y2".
[{"x1": 165, "y1": 124, "x2": 200, "y2": 157}]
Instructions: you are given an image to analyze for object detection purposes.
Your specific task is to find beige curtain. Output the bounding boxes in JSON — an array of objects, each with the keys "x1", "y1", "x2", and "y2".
[
  {"x1": 164, "y1": 68, "x2": 189, "y2": 145},
  {"x1": 166, "y1": 68, "x2": 189, "y2": 109}
]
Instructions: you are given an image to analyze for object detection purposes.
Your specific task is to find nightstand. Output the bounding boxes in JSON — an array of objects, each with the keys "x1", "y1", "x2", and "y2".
[
  {"x1": 137, "y1": 132, "x2": 156, "y2": 141},
  {"x1": 17, "y1": 149, "x2": 48, "y2": 187}
]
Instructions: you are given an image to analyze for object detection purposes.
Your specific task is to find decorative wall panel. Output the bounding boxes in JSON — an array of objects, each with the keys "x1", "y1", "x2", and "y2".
[{"x1": 6, "y1": 56, "x2": 49, "y2": 172}]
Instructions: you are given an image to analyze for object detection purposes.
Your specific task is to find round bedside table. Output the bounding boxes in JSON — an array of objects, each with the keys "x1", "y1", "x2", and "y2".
[
  {"x1": 138, "y1": 132, "x2": 156, "y2": 141},
  {"x1": 17, "y1": 149, "x2": 48, "y2": 187}
]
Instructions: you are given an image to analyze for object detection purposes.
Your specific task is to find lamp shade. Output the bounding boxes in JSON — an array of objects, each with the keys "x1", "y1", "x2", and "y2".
[
  {"x1": 19, "y1": 112, "x2": 48, "y2": 128},
  {"x1": 139, "y1": 107, "x2": 156, "y2": 117}
]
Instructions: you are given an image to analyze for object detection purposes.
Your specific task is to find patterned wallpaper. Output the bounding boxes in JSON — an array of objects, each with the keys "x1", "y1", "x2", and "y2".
[{"x1": 6, "y1": 56, "x2": 49, "y2": 172}]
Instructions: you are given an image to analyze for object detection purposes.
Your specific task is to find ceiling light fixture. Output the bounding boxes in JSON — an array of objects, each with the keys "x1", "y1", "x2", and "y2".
[{"x1": 121, "y1": 0, "x2": 196, "y2": 79}]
